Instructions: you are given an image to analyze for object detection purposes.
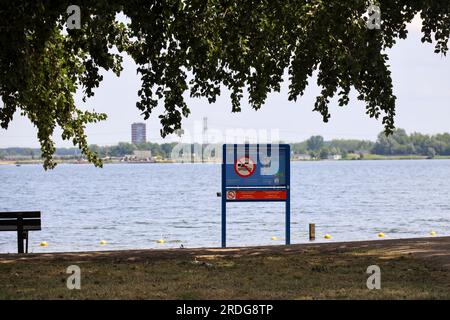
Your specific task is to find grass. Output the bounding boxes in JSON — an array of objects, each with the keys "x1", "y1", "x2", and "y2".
[{"x1": 1, "y1": 238, "x2": 450, "y2": 299}]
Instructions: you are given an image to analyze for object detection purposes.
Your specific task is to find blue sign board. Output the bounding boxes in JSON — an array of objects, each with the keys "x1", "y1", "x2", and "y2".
[
  {"x1": 221, "y1": 144, "x2": 291, "y2": 247},
  {"x1": 224, "y1": 144, "x2": 289, "y2": 188}
]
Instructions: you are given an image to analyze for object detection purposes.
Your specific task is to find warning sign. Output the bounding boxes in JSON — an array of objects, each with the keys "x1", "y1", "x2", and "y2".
[
  {"x1": 227, "y1": 190, "x2": 287, "y2": 201},
  {"x1": 234, "y1": 156, "x2": 256, "y2": 178},
  {"x1": 221, "y1": 144, "x2": 291, "y2": 248}
]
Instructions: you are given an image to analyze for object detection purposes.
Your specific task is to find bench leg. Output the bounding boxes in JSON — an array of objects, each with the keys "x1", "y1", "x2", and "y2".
[
  {"x1": 24, "y1": 231, "x2": 29, "y2": 254},
  {"x1": 17, "y1": 217, "x2": 24, "y2": 254},
  {"x1": 17, "y1": 231, "x2": 24, "y2": 254}
]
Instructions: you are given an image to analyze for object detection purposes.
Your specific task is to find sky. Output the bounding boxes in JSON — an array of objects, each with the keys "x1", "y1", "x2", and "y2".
[{"x1": 0, "y1": 16, "x2": 449, "y2": 148}]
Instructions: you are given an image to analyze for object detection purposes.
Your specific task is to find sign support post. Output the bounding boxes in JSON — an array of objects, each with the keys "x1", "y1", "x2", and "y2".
[
  {"x1": 286, "y1": 188, "x2": 290, "y2": 245},
  {"x1": 285, "y1": 156, "x2": 291, "y2": 245},
  {"x1": 221, "y1": 149, "x2": 227, "y2": 248}
]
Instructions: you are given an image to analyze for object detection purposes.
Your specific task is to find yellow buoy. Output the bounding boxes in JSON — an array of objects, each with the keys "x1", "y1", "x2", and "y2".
[
  {"x1": 378, "y1": 232, "x2": 385, "y2": 238},
  {"x1": 324, "y1": 234, "x2": 331, "y2": 239},
  {"x1": 157, "y1": 239, "x2": 166, "y2": 244},
  {"x1": 100, "y1": 240, "x2": 107, "y2": 245},
  {"x1": 40, "y1": 241, "x2": 48, "y2": 247},
  {"x1": 430, "y1": 231, "x2": 437, "y2": 236},
  {"x1": 271, "y1": 236, "x2": 279, "y2": 241}
]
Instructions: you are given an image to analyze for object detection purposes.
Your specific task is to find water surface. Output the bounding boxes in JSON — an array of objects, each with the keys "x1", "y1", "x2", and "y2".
[{"x1": 1, "y1": 160, "x2": 449, "y2": 253}]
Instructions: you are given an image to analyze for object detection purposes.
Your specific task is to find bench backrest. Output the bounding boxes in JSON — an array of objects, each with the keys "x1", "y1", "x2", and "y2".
[{"x1": 0, "y1": 211, "x2": 41, "y2": 231}]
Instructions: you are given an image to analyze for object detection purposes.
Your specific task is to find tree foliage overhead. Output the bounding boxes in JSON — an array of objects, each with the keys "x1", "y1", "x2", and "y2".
[{"x1": 1, "y1": 1, "x2": 449, "y2": 168}]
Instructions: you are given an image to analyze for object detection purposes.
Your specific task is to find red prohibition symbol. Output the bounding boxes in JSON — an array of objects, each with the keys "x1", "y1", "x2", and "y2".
[
  {"x1": 234, "y1": 156, "x2": 256, "y2": 178},
  {"x1": 226, "y1": 191, "x2": 236, "y2": 200}
]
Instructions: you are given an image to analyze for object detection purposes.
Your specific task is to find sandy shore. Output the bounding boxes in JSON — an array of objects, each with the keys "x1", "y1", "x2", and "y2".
[{"x1": 2, "y1": 236, "x2": 450, "y2": 266}]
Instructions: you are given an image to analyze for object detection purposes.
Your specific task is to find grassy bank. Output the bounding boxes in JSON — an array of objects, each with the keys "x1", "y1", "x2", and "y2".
[{"x1": 1, "y1": 237, "x2": 450, "y2": 299}]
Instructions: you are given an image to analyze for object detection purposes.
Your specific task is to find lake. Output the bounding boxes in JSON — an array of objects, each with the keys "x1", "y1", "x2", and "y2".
[{"x1": 1, "y1": 160, "x2": 449, "y2": 253}]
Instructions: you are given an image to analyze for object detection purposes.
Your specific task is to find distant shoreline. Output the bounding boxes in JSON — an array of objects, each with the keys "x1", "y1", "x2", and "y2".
[{"x1": 1, "y1": 155, "x2": 450, "y2": 166}]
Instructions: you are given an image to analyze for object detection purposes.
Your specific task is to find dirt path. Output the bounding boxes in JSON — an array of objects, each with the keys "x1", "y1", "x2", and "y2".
[{"x1": 2, "y1": 236, "x2": 450, "y2": 268}]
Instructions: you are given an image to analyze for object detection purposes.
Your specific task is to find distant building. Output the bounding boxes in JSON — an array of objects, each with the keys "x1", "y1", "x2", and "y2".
[
  {"x1": 328, "y1": 154, "x2": 342, "y2": 160},
  {"x1": 131, "y1": 123, "x2": 146, "y2": 145},
  {"x1": 122, "y1": 150, "x2": 153, "y2": 162},
  {"x1": 295, "y1": 154, "x2": 312, "y2": 161},
  {"x1": 133, "y1": 150, "x2": 152, "y2": 160}
]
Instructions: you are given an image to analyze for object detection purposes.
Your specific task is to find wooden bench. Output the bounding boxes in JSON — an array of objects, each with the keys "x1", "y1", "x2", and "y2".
[{"x1": 0, "y1": 211, "x2": 41, "y2": 253}]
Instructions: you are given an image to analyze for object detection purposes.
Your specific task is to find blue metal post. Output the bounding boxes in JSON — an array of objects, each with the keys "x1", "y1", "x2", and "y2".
[
  {"x1": 285, "y1": 145, "x2": 291, "y2": 245},
  {"x1": 286, "y1": 186, "x2": 290, "y2": 245},
  {"x1": 221, "y1": 145, "x2": 226, "y2": 248}
]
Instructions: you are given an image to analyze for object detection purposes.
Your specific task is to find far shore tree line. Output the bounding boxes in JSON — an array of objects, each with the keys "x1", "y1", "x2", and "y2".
[
  {"x1": 2, "y1": 129, "x2": 450, "y2": 161},
  {"x1": 292, "y1": 129, "x2": 450, "y2": 159}
]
